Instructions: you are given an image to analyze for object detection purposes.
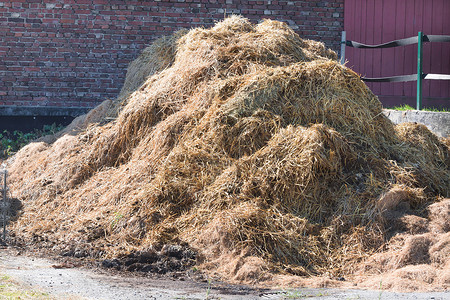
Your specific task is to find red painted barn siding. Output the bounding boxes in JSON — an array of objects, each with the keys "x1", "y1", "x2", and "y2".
[{"x1": 344, "y1": 0, "x2": 450, "y2": 108}]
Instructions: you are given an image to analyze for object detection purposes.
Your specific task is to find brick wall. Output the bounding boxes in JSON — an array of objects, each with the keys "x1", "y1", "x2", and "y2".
[{"x1": 0, "y1": 0, "x2": 344, "y2": 112}]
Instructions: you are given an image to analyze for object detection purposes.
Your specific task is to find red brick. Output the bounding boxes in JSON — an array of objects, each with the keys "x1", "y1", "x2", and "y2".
[{"x1": 0, "y1": 0, "x2": 344, "y2": 108}]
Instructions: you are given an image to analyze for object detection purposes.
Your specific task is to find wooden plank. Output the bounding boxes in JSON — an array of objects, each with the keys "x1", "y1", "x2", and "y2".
[
  {"x1": 394, "y1": 0, "x2": 406, "y2": 97},
  {"x1": 429, "y1": 0, "x2": 442, "y2": 98},
  {"x1": 403, "y1": 0, "x2": 416, "y2": 101},
  {"x1": 422, "y1": 0, "x2": 433, "y2": 101},
  {"x1": 353, "y1": 0, "x2": 362, "y2": 74},
  {"x1": 360, "y1": 0, "x2": 367, "y2": 78},
  {"x1": 372, "y1": 0, "x2": 383, "y2": 96},
  {"x1": 439, "y1": 0, "x2": 448, "y2": 99},
  {"x1": 437, "y1": 0, "x2": 449, "y2": 99},
  {"x1": 382, "y1": 0, "x2": 397, "y2": 97},
  {"x1": 443, "y1": 0, "x2": 450, "y2": 99},
  {"x1": 365, "y1": 0, "x2": 376, "y2": 94}
]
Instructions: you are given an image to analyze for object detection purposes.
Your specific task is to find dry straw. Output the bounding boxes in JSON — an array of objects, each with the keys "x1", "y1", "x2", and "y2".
[{"x1": 6, "y1": 16, "x2": 449, "y2": 287}]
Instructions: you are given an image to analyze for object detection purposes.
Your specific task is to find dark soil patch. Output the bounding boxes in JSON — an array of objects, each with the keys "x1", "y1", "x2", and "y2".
[{"x1": 100, "y1": 244, "x2": 197, "y2": 276}]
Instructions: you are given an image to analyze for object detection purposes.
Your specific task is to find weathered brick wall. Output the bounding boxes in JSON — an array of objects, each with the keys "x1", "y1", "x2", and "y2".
[{"x1": 0, "y1": 0, "x2": 344, "y2": 111}]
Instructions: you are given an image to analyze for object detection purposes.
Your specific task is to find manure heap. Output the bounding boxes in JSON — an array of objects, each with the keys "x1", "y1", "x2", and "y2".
[{"x1": 7, "y1": 17, "x2": 450, "y2": 291}]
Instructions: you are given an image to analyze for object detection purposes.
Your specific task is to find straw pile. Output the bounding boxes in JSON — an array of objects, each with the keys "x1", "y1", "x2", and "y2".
[
  {"x1": 6, "y1": 16, "x2": 450, "y2": 290},
  {"x1": 353, "y1": 198, "x2": 450, "y2": 291}
]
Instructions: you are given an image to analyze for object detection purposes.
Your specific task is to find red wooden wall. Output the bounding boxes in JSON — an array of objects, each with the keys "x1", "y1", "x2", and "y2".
[{"x1": 344, "y1": 0, "x2": 450, "y2": 108}]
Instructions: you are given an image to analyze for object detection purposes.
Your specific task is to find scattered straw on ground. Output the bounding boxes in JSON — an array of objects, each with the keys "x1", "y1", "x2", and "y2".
[{"x1": 5, "y1": 16, "x2": 449, "y2": 292}]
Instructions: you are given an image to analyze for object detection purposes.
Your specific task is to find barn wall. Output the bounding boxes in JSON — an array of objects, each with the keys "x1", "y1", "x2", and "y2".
[{"x1": 344, "y1": 0, "x2": 450, "y2": 108}]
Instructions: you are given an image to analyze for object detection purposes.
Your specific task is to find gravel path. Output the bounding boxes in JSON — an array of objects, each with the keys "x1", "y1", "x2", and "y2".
[{"x1": 0, "y1": 248, "x2": 448, "y2": 300}]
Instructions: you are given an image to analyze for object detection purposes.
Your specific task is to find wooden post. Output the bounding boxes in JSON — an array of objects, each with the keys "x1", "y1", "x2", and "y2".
[
  {"x1": 416, "y1": 31, "x2": 423, "y2": 110},
  {"x1": 340, "y1": 31, "x2": 346, "y2": 65}
]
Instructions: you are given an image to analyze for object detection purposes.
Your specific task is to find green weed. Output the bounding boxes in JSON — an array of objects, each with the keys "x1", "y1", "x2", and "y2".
[
  {"x1": 388, "y1": 104, "x2": 449, "y2": 112},
  {"x1": 0, "y1": 124, "x2": 65, "y2": 159},
  {"x1": 279, "y1": 288, "x2": 328, "y2": 299},
  {"x1": 110, "y1": 212, "x2": 124, "y2": 230},
  {"x1": 205, "y1": 277, "x2": 211, "y2": 300},
  {"x1": 0, "y1": 273, "x2": 52, "y2": 299}
]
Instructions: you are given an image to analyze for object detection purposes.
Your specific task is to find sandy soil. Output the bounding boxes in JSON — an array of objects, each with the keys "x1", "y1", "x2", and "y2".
[{"x1": 0, "y1": 247, "x2": 448, "y2": 300}]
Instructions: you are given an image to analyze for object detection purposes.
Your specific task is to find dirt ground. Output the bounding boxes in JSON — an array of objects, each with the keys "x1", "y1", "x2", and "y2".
[{"x1": 0, "y1": 247, "x2": 448, "y2": 300}]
